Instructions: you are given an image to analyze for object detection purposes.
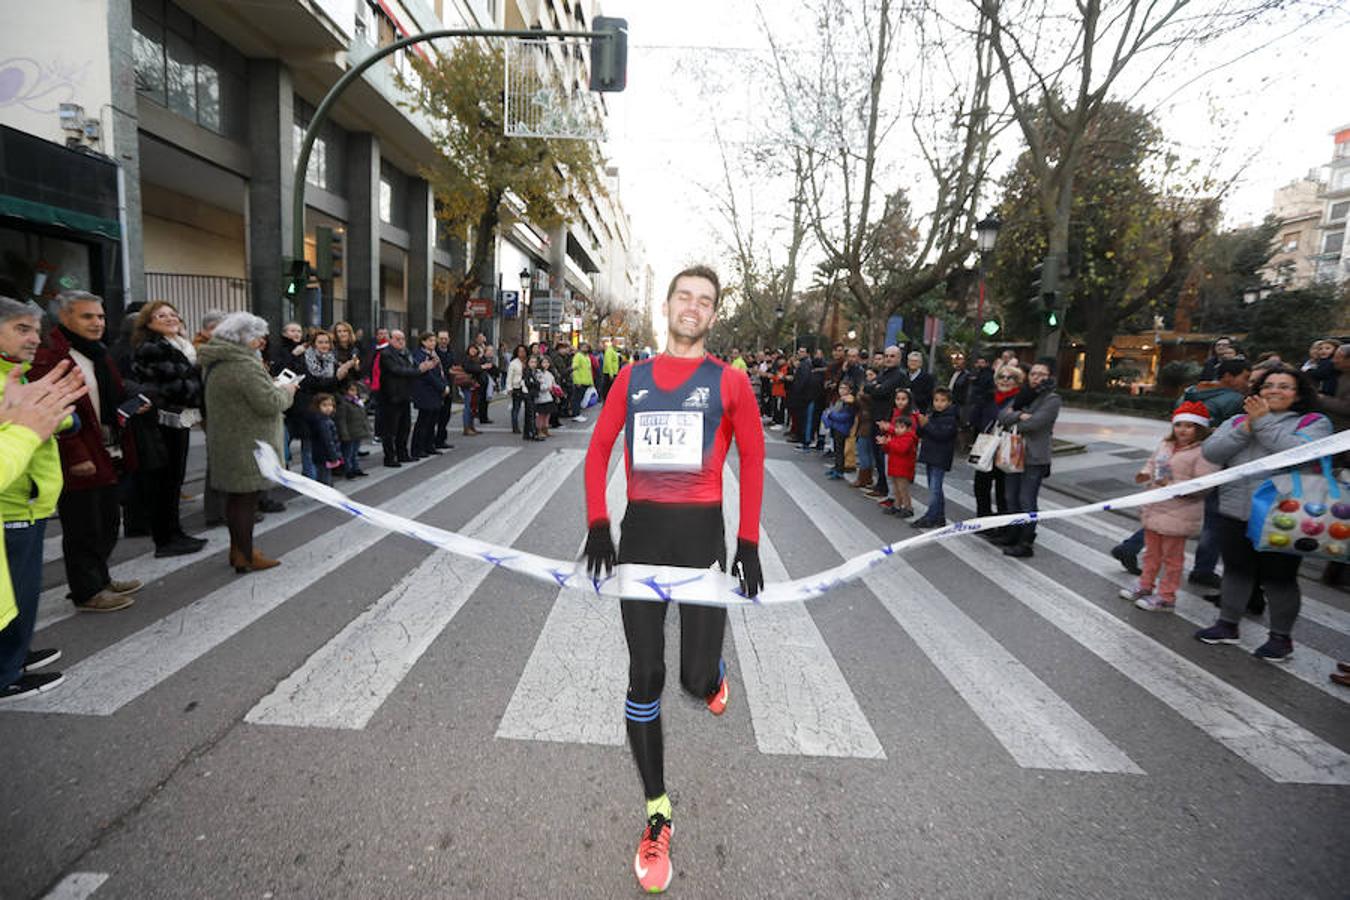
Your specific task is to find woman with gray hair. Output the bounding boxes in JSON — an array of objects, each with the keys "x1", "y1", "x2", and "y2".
[{"x1": 197, "y1": 313, "x2": 298, "y2": 573}]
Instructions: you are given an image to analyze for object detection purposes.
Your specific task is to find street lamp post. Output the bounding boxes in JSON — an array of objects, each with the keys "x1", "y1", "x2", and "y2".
[
  {"x1": 518, "y1": 267, "x2": 531, "y2": 346},
  {"x1": 974, "y1": 213, "x2": 1001, "y2": 352}
]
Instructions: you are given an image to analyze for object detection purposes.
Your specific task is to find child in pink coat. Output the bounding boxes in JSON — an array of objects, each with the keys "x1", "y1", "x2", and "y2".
[{"x1": 1120, "y1": 401, "x2": 1221, "y2": 611}]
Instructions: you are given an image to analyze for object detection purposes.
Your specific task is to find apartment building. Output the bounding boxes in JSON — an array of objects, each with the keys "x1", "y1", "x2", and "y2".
[
  {"x1": 1261, "y1": 174, "x2": 1324, "y2": 289},
  {"x1": 0, "y1": 0, "x2": 635, "y2": 346},
  {"x1": 1315, "y1": 123, "x2": 1350, "y2": 285}
]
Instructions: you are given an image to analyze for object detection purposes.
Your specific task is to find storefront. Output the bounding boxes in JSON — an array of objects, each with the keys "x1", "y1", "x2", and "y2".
[{"x1": 0, "y1": 125, "x2": 123, "y2": 318}]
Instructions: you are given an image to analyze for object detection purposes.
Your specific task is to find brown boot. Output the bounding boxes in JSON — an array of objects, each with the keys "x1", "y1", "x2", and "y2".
[
  {"x1": 248, "y1": 550, "x2": 281, "y2": 572},
  {"x1": 850, "y1": 467, "x2": 873, "y2": 489}
]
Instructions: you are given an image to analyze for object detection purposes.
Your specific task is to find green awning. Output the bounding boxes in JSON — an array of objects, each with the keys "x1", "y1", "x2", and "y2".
[{"x1": 0, "y1": 194, "x2": 120, "y2": 240}]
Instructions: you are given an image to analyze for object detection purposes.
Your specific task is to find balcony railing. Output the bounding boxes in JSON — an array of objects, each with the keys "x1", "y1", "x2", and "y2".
[{"x1": 144, "y1": 273, "x2": 252, "y2": 334}]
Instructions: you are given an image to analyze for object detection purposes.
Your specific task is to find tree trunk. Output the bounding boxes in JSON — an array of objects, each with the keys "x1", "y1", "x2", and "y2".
[{"x1": 443, "y1": 196, "x2": 501, "y2": 349}]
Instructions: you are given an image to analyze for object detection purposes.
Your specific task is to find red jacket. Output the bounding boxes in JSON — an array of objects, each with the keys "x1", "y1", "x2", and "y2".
[
  {"x1": 877, "y1": 409, "x2": 919, "y2": 480},
  {"x1": 30, "y1": 326, "x2": 139, "y2": 489}
]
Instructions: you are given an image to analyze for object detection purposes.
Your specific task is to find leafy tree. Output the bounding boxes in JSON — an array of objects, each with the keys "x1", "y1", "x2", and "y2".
[
  {"x1": 401, "y1": 41, "x2": 608, "y2": 338},
  {"x1": 1173, "y1": 217, "x2": 1281, "y2": 335},
  {"x1": 1244, "y1": 282, "x2": 1347, "y2": 363},
  {"x1": 990, "y1": 100, "x2": 1216, "y2": 391}
]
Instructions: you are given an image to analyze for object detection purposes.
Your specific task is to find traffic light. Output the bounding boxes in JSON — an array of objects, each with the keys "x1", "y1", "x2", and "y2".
[
  {"x1": 589, "y1": 17, "x2": 628, "y2": 92},
  {"x1": 315, "y1": 226, "x2": 343, "y2": 280},
  {"x1": 1030, "y1": 252, "x2": 1063, "y2": 330},
  {"x1": 981, "y1": 319, "x2": 1000, "y2": 336},
  {"x1": 285, "y1": 258, "x2": 311, "y2": 300}
]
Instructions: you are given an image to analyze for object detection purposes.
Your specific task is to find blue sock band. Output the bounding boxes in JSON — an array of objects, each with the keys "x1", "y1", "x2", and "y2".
[{"x1": 625, "y1": 697, "x2": 660, "y2": 723}]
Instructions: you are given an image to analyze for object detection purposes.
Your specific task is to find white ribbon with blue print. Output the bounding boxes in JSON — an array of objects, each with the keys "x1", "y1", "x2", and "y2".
[{"x1": 254, "y1": 429, "x2": 1350, "y2": 607}]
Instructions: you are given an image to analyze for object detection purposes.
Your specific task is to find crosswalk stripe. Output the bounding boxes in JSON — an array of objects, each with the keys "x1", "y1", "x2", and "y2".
[
  {"x1": 246, "y1": 450, "x2": 581, "y2": 730},
  {"x1": 5, "y1": 448, "x2": 517, "y2": 716},
  {"x1": 722, "y1": 466, "x2": 886, "y2": 759},
  {"x1": 39, "y1": 872, "x2": 109, "y2": 900},
  {"x1": 937, "y1": 482, "x2": 1350, "y2": 706},
  {"x1": 770, "y1": 461, "x2": 1140, "y2": 773},
  {"x1": 942, "y1": 480, "x2": 1350, "y2": 646},
  {"x1": 34, "y1": 457, "x2": 411, "y2": 633},
  {"x1": 495, "y1": 466, "x2": 630, "y2": 745},
  {"x1": 938, "y1": 514, "x2": 1350, "y2": 784}
]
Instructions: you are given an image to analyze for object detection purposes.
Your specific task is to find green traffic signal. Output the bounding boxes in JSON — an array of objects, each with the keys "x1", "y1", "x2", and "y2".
[
  {"x1": 981, "y1": 319, "x2": 1000, "y2": 336},
  {"x1": 1046, "y1": 310, "x2": 1059, "y2": 328}
]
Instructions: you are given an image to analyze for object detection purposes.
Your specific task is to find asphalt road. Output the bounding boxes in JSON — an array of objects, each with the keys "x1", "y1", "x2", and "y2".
[{"x1": 3, "y1": 406, "x2": 1347, "y2": 899}]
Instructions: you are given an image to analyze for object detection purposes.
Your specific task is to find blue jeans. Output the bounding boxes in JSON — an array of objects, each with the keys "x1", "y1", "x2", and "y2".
[
  {"x1": 1004, "y1": 463, "x2": 1049, "y2": 545},
  {"x1": 462, "y1": 387, "x2": 476, "y2": 429},
  {"x1": 1193, "y1": 491, "x2": 1221, "y2": 575},
  {"x1": 925, "y1": 465, "x2": 947, "y2": 521},
  {"x1": 341, "y1": 440, "x2": 361, "y2": 473},
  {"x1": 802, "y1": 401, "x2": 817, "y2": 446},
  {"x1": 855, "y1": 431, "x2": 874, "y2": 471},
  {"x1": 0, "y1": 520, "x2": 47, "y2": 688},
  {"x1": 300, "y1": 437, "x2": 317, "y2": 480}
]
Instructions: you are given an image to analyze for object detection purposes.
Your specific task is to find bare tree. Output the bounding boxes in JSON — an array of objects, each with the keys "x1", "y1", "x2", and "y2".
[
  {"x1": 762, "y1": 0, "x2": 1003, "y2": 350},
  {"x1": 977, "y1": 0, "x2": 1310, "y2": 357}
]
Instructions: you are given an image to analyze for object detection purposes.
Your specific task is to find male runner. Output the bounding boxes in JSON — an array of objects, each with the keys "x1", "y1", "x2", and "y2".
[{"x1": 582, "y1": 264, "x2": 765, "y2": 893}]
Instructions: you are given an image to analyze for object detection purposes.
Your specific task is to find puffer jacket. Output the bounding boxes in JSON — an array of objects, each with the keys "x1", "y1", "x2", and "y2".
[
  {"x1": 0, "y1": 356, "x2": 68, "y2": 524},
  {"x1": 1202, "y1": 409, "x2": 1332, "y2": 520},
  {"x1": 1138, "y1": 439, "x2": 1220, "y2": 536}
]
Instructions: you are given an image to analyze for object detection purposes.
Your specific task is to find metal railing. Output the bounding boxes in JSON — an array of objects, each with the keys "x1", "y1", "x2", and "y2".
[{"x1": 144, "y1": 273, "x2": 252, "y2": 334}]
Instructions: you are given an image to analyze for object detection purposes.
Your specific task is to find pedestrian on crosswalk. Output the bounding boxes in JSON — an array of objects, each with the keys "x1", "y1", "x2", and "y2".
[
  {"x1": 32, "y1": 292, "x2": 144, "y2": 613},
  {"x1": 131, "y1": 301, "x2": 208, "y2": 558},
  {"x1": 875, "y1": 388, "x2": 918, "y2": 517},
  {"x1": 974, "y1": 364, "x2": 1021, "y2": 543},
  {"x1": 335, "y1": 381, "x2": 371, "y2": 479},
  {"x1": 1119, "y1": 402, "x2": 1219, "y2": 612},
  {"x1": 0, "y1": 297, "x2": 90, "y2": 702},
  {"x1": 198, "y1": 313, "x2": 296, "y2": 574},
  {"x1": 410, "y1": 332, "x2": 449, "y2": 459},
  {"x1": 1194, "y1": 365, "x2": 1333, "y2": 661},
  {"x1": 995, "y1": 359, "x2": 1062, "y2": 558}
]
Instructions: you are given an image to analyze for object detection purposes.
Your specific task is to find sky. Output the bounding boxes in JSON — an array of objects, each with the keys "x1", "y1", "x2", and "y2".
[{"x1": 596, "y1": 0, "x2": 1350, "y2": 335}]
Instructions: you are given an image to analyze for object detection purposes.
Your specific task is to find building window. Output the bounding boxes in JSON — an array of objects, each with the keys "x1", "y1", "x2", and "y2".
[
  {"x1": 1330, "y1": 200, "x2": 1350, "y2": 223},
  {"x1": 1280, "y1": 232, "x2": 1299, "y2": 253},
  {"x1": 379, "y1": 178, "x2": 393, "y2": 223},
  {"x1": 1324, "y1": 231, "x2": 1345, "y2": 257},
  {"x1": 132, "y1": 0, "x2": 246, "y2": 138},
  {"x1": 1333, "y1": 168, "x2": 1350, "y2": 193},
  {"x1": 1275, "y1": 261, "x2": 1296, "y2": 285}
]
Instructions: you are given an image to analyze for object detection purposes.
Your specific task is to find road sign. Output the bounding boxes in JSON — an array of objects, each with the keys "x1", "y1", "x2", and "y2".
[
  {"x1": 534, "y1": 297, "x2": 565, "y2": 324},
  {"x1": 464, "y1": 298, "x2": 494, "y2": 318},
  {"x1": 501, "y1": 290, "x2": 520, "y2": 318}
]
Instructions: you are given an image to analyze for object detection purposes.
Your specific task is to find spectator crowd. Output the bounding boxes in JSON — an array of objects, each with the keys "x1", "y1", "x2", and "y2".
[{"x1": 2, "y1": 286, "x2": 1347, "y2": 703}]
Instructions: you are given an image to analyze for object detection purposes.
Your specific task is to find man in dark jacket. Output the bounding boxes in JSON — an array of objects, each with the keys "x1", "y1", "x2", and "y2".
[
  {"x1": 905, "y1": 350, "x2": 935, "y2": 413},
  {"x1": 30, "y1": 292, "x2": 144, "y2": 612},
  {"x1": 862, "y1": 346, "x2": 909, "y2": 498},
  {"x1": 377, "y1": 330, "x2": 435, "y2": 467},
  {"x1": 433, "y1": 330, "x2": 456, "y2": 449}
]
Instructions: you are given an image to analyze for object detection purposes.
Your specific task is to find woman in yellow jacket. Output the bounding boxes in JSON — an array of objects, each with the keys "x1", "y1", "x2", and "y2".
[{"x1": 0, "y1": 331, "x2": 86, "y2": 702}]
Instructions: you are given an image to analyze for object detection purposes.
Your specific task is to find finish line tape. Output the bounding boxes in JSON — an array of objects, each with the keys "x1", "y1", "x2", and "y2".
[{"x1": 255, "y1": 430, "x2": 1350, "y2": 607}]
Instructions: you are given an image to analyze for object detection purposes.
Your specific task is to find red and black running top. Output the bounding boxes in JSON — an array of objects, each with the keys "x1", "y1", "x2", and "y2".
[{"x1": 584, "y1": 354, "x2": 765, "y2": 544}]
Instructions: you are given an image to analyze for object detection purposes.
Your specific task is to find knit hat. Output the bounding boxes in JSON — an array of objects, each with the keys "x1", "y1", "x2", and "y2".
[{"x1": 1172, "y1": 400, "x2": 1210, "y2": 427}]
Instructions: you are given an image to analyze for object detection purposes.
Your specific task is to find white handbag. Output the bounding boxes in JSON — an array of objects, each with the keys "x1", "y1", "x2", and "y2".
[{"x1": 968, "y1": 426, "x2": 1000, "y2": 473}]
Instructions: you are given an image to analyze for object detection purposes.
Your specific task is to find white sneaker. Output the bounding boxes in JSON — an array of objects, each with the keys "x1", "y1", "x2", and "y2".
[
  {"x1": 572, "y1": 416, "x2": 588, "y2": 423},
  {"x1": 769, "y1": 424, "x2": 783, "y2": 431},
  {"x1": 1118, "y1": 585, "x2": 1151, "y2": 602}
]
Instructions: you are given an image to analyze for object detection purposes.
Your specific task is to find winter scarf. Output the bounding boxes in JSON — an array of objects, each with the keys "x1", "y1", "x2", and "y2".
[{"x1": 59, "y1": 324, "x2": 118, "y2": 426}]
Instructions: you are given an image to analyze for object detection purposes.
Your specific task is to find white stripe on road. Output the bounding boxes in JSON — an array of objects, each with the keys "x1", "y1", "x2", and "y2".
[
  {"x1": 724, "y1": 467, "x2": 885, "y2": 759},
  {"x1": 771, "y1": 461, "x2": 1139, "y2": 773},
  {"x1": 949, "y1": 473, "x2": 1350, "y2": 638},
  {"x1": 35, "y1": 459, "x2": 411, "y2": 633},
  {"x1": 496, "y1": 467, "x2": 630, "y2": 745},
  {"x1": 942, "y1": 481, "x2": 1350, "y2": 700},
  {"x1": 952, "y1": 529, "x2": 1350, "y2": 784},
  {"x1": 246, "y1": 450, "x2": 581, "y2": 730},
  {"x1": 7, "y1": 449, "x2": 516, "y2": 716},
  {"x1": 40, "y1": 872, "x2": 109, "y2": 900}
]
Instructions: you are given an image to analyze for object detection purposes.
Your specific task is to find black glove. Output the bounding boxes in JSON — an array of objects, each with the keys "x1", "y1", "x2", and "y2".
[
  {"x1": 731, "y1": 538, "x2": 764, "y2": 598},
  {"x1": 584, "y1": 520, "x2": 617, "y2": 580}
]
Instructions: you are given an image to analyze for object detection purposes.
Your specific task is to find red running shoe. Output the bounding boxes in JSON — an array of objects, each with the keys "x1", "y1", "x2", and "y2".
[
  {"x1": 706, "y1": 660, "x2": 728, "y2": 716},
  {"x1": 634, "y1": 814, "x2": 673, "y2": 893}
]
